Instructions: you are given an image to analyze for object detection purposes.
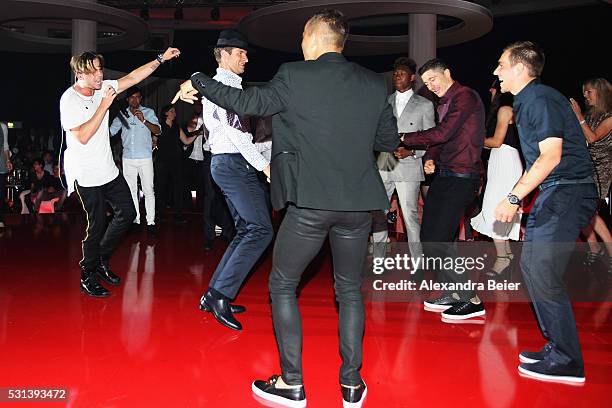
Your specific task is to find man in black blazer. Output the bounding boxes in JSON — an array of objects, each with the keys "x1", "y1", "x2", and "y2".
[{"x1": 174, "y1": 9, "x2": 398, "y2": 408}]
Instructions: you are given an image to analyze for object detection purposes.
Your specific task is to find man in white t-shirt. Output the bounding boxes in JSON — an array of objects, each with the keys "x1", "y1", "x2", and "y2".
[{"x1": 60, "y1": 48, "x2": 180, "y2": 297}]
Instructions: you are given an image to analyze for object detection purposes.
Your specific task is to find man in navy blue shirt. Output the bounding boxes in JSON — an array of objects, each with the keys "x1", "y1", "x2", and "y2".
[{"x1": 494, "y1": 41, "x2": 597, "y2": 384}]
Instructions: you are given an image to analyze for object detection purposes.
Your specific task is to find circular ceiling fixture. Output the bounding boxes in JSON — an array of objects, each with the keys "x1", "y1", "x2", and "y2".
[
  {"x1": 239, "y1": 0, "x2": 493, "y2": 56},
  {"x1": 0, "y1": 0, "x2": 149, "y2": 53}
]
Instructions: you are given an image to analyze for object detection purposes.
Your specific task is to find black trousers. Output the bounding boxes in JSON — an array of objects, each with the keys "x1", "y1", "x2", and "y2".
[
  {"x1": 75, "y1": 174, "x2": 136, "y2": 271},
  {"x1": 521, "y1": 183, "x2": 597, "y2": 370},
  {"x1": 202, "y1": 151, "x2": 234, "y2": 242},
  {"x1": 185, "y1": 158, "x2": 204, "y2": 210},
  {"x1": 0, "y1": 173, "x2": 6, "y2": 222},
  {"x1": 269, "y1": 206, "x2": 371, "y2": 386},
  {"x1": 155, "y1": 160, "x2": 185, "y2": 217},
  {"x1": 420, "y1": 175, "x2": 479, "y2": 300}
]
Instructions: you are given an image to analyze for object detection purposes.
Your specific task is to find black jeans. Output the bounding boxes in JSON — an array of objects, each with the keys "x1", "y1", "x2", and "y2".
[
  {"x1": 185, "y1": 158, "x2": 204, "y2": 210},
  {"x1": 75, "y1": 174, "x2": 136, "y2": 271},
  {"x1": 521, "y1": 183, "x2": 597, "y2": 369},
  {"x1": 420, "y1": 175, "x2": 480, "y2": 300},
  {"x1": 203, "y1": 151, "x2": 234, "y2": 242},
  {"x1": 269, "y1": 206, "x2": 371, "y2": 386},
  {"x1": 209, "y1": 154, "x2": 273, "y2": 299},
  {"x1": 0, "y1": 172, "x2": 6, "y2": 222},
  {"x1": 155, "y1": 160, "x2": 185, "y2": 218}
]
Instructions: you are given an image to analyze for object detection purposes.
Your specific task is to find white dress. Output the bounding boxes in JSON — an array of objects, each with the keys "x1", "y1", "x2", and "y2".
[{"x1": 471, "y1": 143, "x2": 523, "y2": 240}]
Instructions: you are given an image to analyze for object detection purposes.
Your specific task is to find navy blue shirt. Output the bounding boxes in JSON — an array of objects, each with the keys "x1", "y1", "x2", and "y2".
[{"x1": 513, "y1": 79, "x2": 593, "y2": 184}]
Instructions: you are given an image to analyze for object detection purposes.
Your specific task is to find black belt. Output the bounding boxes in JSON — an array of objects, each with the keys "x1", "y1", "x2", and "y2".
[
  {"x1": 538, "y1": 176, "x2": 595, "y2": 191},
  {"x1": 438, "y1": 169, "x2": 480, "y2": 180}
]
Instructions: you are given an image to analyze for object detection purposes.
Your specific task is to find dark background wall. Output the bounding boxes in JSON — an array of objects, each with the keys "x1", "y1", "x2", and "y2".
[{"x1": 0, "y1": 4, "x2": 610, "y2": 128}]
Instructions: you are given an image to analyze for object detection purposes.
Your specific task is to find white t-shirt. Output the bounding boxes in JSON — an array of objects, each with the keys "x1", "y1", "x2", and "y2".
[{"x1": 59, "y1": 80, "x2": 120, "y2": 194}]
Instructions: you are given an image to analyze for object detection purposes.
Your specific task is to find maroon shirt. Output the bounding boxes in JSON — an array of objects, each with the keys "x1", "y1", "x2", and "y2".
[{"x1": 402, "y1": 82, "x2": 485, "y2": 174}]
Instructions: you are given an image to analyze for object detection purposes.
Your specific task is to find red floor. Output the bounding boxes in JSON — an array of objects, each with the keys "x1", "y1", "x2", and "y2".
[{"x1": 0, "y1": 213, "x2": 611, "y2": 407}]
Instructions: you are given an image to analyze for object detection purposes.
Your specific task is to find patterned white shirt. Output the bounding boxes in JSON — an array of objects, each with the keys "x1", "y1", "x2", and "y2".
[{"x1": 202, "y1": 68, "x2": 271, "y2": 171}]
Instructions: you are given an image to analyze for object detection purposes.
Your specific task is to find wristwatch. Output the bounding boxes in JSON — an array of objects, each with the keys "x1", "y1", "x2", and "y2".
[{"x1": 507, "y1": 193, "x2": 521, "y2": 205}]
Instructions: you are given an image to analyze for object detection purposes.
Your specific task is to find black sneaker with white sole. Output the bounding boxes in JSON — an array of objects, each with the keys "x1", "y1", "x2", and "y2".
[
  {"x1": 341, "y1": 381, "x2": 367, "y2": 408},
  {"x1": 441, "y1": 301, "x2": 486, "y2": 320},
  {"x1": 423, "y1": 294, "x2": 462, "y2": 311},
  {"x1": 519, "y1": 343, "x2": 553, "y2": 364},
  {"x1": 518, "y1": 360, "x2": 585, "y2": 384},
  {"x1": 252, "y1": 375, "x2": 306, "y2": 408}
]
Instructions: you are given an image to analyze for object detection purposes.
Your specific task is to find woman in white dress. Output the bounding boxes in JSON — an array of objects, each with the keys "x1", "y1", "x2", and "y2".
[{"x1": 471, "y1": 87, "x2": 523, "y2": 277}]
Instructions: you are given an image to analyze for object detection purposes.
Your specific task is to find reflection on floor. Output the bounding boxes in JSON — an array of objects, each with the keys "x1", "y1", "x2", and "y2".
[{"x1": 0, "y1": 213, "x2": 610, "y2": 407}]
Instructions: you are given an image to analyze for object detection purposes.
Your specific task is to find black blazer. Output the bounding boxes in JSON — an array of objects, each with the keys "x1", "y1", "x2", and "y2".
[{"x1": 191, "y1": 52, "x2": 399, "y2": 211}]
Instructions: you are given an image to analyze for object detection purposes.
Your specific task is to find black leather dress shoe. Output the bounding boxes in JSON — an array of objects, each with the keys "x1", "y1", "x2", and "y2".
[
  {"x1": 252, "y1": 375, "x2": 306, "y2": 408},
  {"x1": 204, "y1": 292, "x2": 242, "y2": 330},
  {"x1": 97, "y1": 259, "x2": 121, "y2": 286},
  {"x1": 80, "y1": 269, "x2": 110, "y2": 298},
  {"x1": 199, "y1": 295, "x2": 246, "y2": 314},
  {"x1": 341, "y1": 380, "x2": 367, "y2": 408}
]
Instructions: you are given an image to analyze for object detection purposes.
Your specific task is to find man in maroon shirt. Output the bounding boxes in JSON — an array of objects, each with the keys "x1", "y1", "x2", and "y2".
[{"x1": 402, "y1": 58, "x2": 486, "y2": 320}]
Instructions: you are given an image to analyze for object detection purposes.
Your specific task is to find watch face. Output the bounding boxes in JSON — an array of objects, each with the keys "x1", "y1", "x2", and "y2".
[{"x1": 508, "y1": 195, "x2": 520, "y2": 205}]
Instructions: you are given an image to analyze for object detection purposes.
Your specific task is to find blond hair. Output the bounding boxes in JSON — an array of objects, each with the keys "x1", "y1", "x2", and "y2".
[
  {"x1": 70, "y1": 51, "x2": 104, "y2": 74},
  {"x1": 306, "y1": 9, "x2": 349, "y2": 49}
]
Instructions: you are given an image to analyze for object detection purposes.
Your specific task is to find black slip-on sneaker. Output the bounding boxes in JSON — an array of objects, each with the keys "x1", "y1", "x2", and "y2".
[
  {"x1": 518, "y1": 360, "x2": 585, "y2": 385},
  {"x1": 341, "y1": 380, "x2": 367, "y2": 408},
  {"x1": 441, "y1": 301, "x2": 486, "y2": 320},
  {"x1": 252, "y1": 375, "x2": 306, "y2": 408},
  {"x1": 519, "y1": 343, "x2": 552, "y2": 364},
  {"x1": 423, "y1": 294, "x2": 462, "y2": 311}
]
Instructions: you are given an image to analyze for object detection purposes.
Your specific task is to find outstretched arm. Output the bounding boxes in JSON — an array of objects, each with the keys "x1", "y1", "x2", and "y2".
[
  {"x1": 117, "y1": 48, "x2": 180, "y2": 94},
  {"x1": 173, "y1": 64, "x2": 290, "y2": 117}
]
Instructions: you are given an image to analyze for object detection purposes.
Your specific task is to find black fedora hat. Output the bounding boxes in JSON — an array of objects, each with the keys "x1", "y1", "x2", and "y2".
[{"x1": 215, "y1": 29, "x2": 249, "y2": 50}]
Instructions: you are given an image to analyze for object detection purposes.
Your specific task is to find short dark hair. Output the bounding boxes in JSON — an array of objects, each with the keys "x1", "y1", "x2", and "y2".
[
  {"x1": 418, "y1": 58, "x2": 450, "y2": 76},
  {"x1": 160, "y1": 104, "x2": 175, "y2": 119},
  {"x1": 306, "y1": 9, "x2": 349, "y2": 49},
  {"x1": 393, "y1": 57, "x2": 417, "y2": 74},
  {"x1": 125, "y1": 86, "x2": 141, "y2": 98},
  {"x1": 503, "y1": 41, "x2": 545, "y2": 77}
]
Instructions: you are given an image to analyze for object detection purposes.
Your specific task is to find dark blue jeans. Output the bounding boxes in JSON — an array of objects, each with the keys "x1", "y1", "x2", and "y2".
[
  {"x1": 75, "y1": 174, "x2": 136, "y2": 271},
  {"x1": 520, "y1": 183, "x2": 597, "y2": 370},
  {"x1": 209, "y1": 154, "x2": 273, "y2": 299}
]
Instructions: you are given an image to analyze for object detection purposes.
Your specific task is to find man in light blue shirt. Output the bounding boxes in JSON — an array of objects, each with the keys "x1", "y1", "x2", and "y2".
[{"x1": 110, "y1": 86, "x2": 161, "y2": 235}]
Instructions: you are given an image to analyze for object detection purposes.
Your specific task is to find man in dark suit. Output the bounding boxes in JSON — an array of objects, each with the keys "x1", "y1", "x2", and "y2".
[{"x1": 174, "y1": 9, "x2": 398, "y2": 408}]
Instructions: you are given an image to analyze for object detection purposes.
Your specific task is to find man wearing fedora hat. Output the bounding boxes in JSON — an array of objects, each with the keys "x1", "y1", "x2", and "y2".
[
  {"x1": 175, "y1": 10, "x2": 398, "y2": 408},
  {"x1": 195, "y1": 29, "x2": 273, "y2": 332}
]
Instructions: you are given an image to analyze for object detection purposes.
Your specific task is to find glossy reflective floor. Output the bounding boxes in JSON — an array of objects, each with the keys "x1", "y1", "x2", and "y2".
[{"x1": 0, "y1": 213, "x2": 611, "y2": 407}]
